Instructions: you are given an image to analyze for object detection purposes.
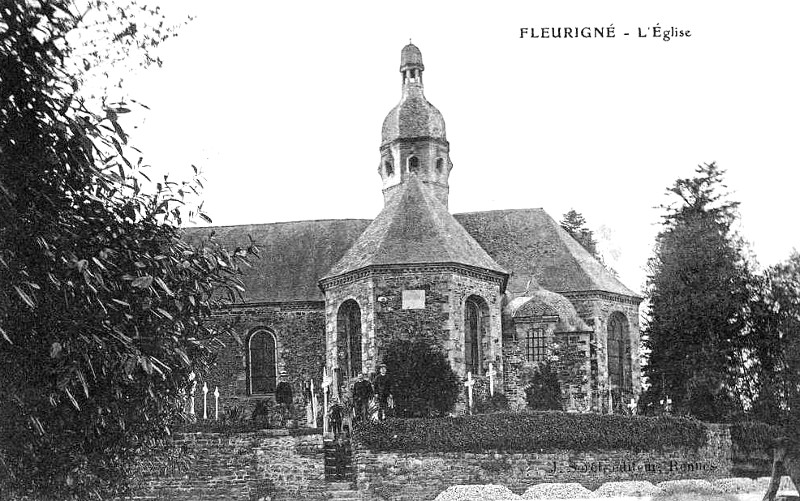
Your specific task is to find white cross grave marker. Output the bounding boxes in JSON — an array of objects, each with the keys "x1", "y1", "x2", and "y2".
[
  {"x1": 189, "y1": 373, "x2": 196, "y2": 416},
  {"x1": 214, "y1": 386, "x2": 220, "y2": 420},
  {"x1": 202, "y1": 382, "x2": 208, "y2": 420},
  {"x1": 487, "y1": 363, "x2": 497, "y2": 397},
  {"x1": 310, "y1": 379, "x2": 318, "y2": 427},
  {"x1": 464, "y1": 371, "x2": 475, "y2": 411},
  {"x1": 322, "y1": 369, "x2": 332, "y2": 434}
]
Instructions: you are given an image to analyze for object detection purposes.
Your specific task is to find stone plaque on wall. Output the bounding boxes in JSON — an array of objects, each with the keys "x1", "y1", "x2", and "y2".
[{"x1": 402, "y1": 290, "x2": 425, "y2": 309}]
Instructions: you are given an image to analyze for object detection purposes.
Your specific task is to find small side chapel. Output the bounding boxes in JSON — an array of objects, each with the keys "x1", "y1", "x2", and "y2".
[{"x1": 192, "y1": 44, "x2": 642, "y2": 420}]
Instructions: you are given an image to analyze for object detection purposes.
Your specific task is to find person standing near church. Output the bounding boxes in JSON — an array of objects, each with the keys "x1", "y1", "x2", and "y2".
[
  {"x1": 352, "y1": 370, "x2": 373, "y2": 422},
  {"x1": 275, "y1": 370, "x2": 293, "y2": 425},
  {"x1": 373, "y1": 364, "x2": 392, "y2": 421}
]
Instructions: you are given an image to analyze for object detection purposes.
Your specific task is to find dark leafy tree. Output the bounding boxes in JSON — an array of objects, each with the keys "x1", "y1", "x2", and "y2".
[
  {"x1": 525, "y1": 362, "x2": 563, "y2": 411},
  {"x1": 642, "y1": 163, "x2": 751, "y2": 421},
  {"x1": 381, "y1": 339, "x2": 460, "y2": 418},
  {"x1": 0, "y1": 2, "x2": 254, "y2": 499},
  {"x1": 747, "y1": 253, "x2": 800, "y2": 430},
  {"x1": 560, "y1": 209, "x2": 599, "y2": 259}
]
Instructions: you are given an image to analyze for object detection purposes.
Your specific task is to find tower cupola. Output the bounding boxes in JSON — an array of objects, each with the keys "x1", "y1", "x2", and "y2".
[{"x1": 379, "y1": 43, "x2": 453, "y2": 208}]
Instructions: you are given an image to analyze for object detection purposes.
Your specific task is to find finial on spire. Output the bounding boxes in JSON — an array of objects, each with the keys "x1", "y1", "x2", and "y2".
[{"x1": 400, "y1": 43, "x2": 424, "y2": 73}]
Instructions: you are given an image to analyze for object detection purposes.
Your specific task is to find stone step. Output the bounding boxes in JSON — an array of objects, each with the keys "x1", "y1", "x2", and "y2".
[
  {"x1": 327, "y1": 489, "x2": 359, "y2": 496},
  {"x1": 326, "y1": 482, "x2": 354, "y2": 489},
  {"x1": 327, "y1": 492, "x2": 360, "y2": 501},
  {"x1": 325, "y1": 474, "x2": 354, "y2": 480}
]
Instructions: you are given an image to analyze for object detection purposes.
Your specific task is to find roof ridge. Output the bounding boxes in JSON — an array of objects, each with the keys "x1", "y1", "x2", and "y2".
[
  {"x1": 544, "y1": 213, "x2": 640, "y2": 297},
  {"x1": 182, "y1": 217, "x2": 374, "y2": 230},
  {"x1": 454, "y1": 207, "x2": 544, "y2": 216}
]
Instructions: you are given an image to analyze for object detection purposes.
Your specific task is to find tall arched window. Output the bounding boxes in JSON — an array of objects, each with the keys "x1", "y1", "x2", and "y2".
[
  {"x1": 248, "y1": 329, "x2": 277, "y2": 394},
  {"x1": 337, "y1": 300, "x2": 362, "y2": 379},
  {"x1": 465, "y1": 296, "x2": 489, "y2": 375},
  {"x1": 408, "y1": 156, "x2": 419, "y2": 174},
  {"x1": 435, "y1": 158, "x2": 444, "y2": 175},
  {"x1": 384, "y1": 160, "x2": 394, "y2": 177},
  {"x1": 607, "y1": 312, "x2": 631, "y2": 392}
]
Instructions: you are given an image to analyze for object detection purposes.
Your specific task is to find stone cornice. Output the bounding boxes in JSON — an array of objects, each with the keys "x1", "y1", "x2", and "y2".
[
  {"x1": 511, "y1": 314, "x2": 560, "y2": 323},
  {"x1": 213, "y1": 300, "x2": 324, "y2": 316},
  {"x1": 559, "y1": 290, "x2": 643, "y2": 306},
  {"x1": 319, "y1": 263, "x2": 507, "y2": 292},
  {"x1": 380, "y1": 136, "x2": 450, "y2": 150}
]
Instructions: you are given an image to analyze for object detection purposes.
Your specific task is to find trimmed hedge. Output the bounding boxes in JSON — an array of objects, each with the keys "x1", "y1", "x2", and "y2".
[{"x1": 353, "y1": 411, "x2": 708, "y2": 453}]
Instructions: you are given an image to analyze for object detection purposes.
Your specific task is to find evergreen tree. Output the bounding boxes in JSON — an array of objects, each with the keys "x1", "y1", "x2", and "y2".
[
  {"x1": 561, "y1": 209, "x2": 599, "y2": 258},
  {"x1": 642, "y1": 163, "x2": 751, "y2": 421},
  {"x1": 0, "y1": 2, "x2": 254, "y2": 498}
]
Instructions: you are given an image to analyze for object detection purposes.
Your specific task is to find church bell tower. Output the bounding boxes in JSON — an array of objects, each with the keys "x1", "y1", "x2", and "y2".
[{"x1": 379, "y1": 43, "x2": 453, "y2": 208}]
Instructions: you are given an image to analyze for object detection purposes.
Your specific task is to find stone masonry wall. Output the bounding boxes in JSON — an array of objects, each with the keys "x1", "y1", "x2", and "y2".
[
  {"x1": 370, "y1": 270, "x2": 502, "y2": 377},
  {"x1": 355, "y1": 424, "x2": 732, "y2": 501},
  {"x1": 208, "y1": 305, "x2": 325, "y2": 425},
  {"x1": 323, "y1": 268, "x2": 503, "y2": 384},
  {"x1": 323, "y1": 276, "x2": 376, "y2": 394},
  {"x1": 131, "y1": 430, "x2": 326, "y2": 501},
  {"x1": 564, "y1": 292, "x2": 642, "y2": 412}
]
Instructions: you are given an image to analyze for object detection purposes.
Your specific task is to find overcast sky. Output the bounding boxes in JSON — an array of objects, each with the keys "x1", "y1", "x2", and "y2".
[{"x1": 122, "y1": 0, "x2": 800, "y2": 295}]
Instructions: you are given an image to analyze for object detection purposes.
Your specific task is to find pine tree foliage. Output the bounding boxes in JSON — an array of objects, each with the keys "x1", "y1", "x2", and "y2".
[
  {"x1": 560, "y1": 209, "x2": 599, "y2": 259},
  {"x1": 0, "y1": 2, "x2": 255, "y2": 498},
  {"x1": 642, "y1": 163, "x2": 751, "y2": 421}
]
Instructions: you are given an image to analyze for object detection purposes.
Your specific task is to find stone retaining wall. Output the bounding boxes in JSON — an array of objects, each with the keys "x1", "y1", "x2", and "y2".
[
  {"x1": 129, "y1": 425, "x2": 743, "y2": 501},
  {"x1": 130, "y1": 430, "x2": 326, "y2": 501},
  {"x1": 354, "y1": 424, "x2": 732, "y2": 500}
]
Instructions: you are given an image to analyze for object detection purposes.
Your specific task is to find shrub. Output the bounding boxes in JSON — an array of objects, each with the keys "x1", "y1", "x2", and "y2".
[
  {"x1": 730, "y1": 421, "x2": 783, "y2": 454},
  {"x1": 476, "y1": 392, "x2": 510, "y2": 414},
  {"x1": 353, "y1": 411, "x2": 708, "y2": 453},
  {"x1": 382, "y1": 339, "x2": 460, "y2": 418},
  {"x1": 525, "y1": 363, "x2": 563, "y2": 411}
]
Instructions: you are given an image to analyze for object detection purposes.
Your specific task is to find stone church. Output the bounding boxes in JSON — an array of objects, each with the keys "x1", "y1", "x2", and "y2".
[{"x1": 194, "y1": 44, "x2": 641, "y2": 420}]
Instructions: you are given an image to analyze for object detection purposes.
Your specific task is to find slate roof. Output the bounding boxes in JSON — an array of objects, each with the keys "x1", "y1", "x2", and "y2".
[
  {"x1": 322, "y1": 176, "x2": 507, "y2": 281},
  {"x1": 182, "y1": 207, "x2": 639, "y2": 304},
  {"x1": 183, "y1": 219, "x2": 371, "y2": 303},
  {"x1": 453, "y1": 209, "x2": 640, "y2": 298}
]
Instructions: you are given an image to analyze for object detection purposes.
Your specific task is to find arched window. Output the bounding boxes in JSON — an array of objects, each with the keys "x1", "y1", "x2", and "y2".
[
  {"x1": 435, "y1": 158, "x2": 444, "y2": 175},
  {"x1": 607, "y1": 312, "x2": 631, "y2": 393},
  {"x1": 248, "y1": 329, "x2": 277, "y2": 394},
  {"x1": 384, "y1": 160, "x2": 394, "y2": 177},
  {"x1": 337, "y1": 300, "x2": 362, "y2": 379},
  {"x1": 408, "y1": 156, "x2": 419, "y2": 174},
  {"x1": 465, "y1": 296, "x2": 489, "y2": 375}
]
